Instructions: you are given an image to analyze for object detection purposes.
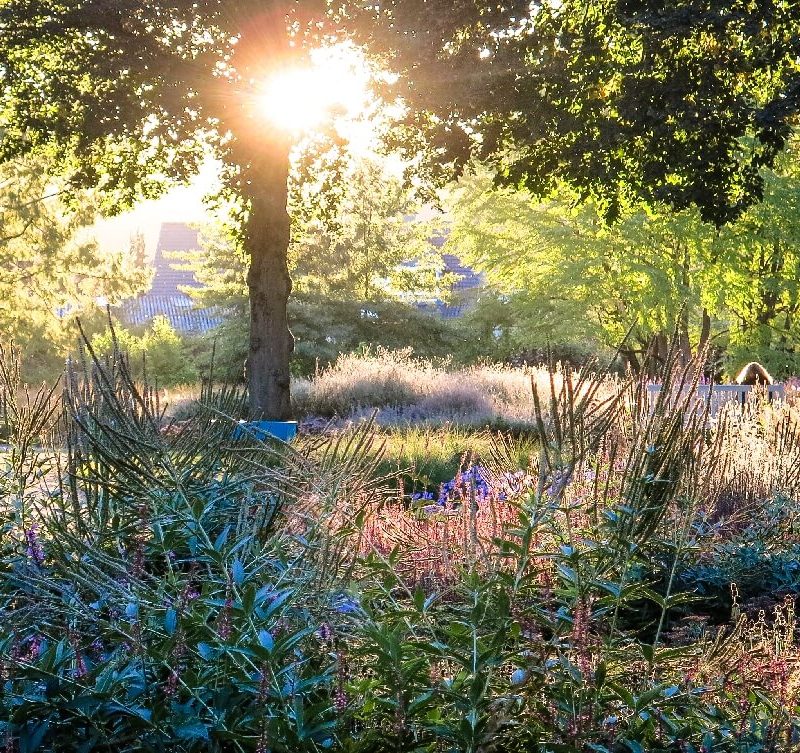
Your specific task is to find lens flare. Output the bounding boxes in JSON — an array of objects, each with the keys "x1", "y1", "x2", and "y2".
[{"x1": 257, "y1": 47, "x2": 370, "y2": 134}]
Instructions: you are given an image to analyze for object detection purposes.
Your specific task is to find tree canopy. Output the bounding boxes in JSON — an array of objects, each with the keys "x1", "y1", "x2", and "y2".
[
  {"x1": 4, "y1": 1, "x2": 800, "y2": 411},
  {"x1": 0, "y1": 157, "x2": 144, "y2": 380},
  {"x1": 364, "y1": 0, "x2": 800, "y2": 225},
  {"x1": 447, "y1": 137, "x2": 800, "y2": 378}
]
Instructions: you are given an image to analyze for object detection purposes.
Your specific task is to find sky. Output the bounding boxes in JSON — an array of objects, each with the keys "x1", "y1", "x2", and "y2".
[{"x1": 90, "y1": 166, "x2": 218, "y2": 258}]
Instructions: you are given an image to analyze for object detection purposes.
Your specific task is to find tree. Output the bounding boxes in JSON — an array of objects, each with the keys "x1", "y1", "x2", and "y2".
[
  {"x1": 291, "y1": 159, "x2": 445, "y2": 302},
  {"x1": 1, "y1": 1, "x2": 304, "y2": 417},
  {"x1": 186, "y1": 159, "x2": 446, "y2": 307},
  {"x1": 182, "y1": 159, "x2": 457, "y2": 376},
  {"x1": 0, "y1": 157, "x2": 145, "y2": 380},
  {"x1": 446, "y1": 167, "x2": 716, "y2": 372},
  {"x1": 92, "y1": 315, "x2": 198, "y2": 387},
  {"x1": 5, "y1": 1, "x2": 800, "y2": 415},
  {"x1": 447, "y1": 142, "x2": 800, "y2": 379},
  {"x1": 361, "y1": 0, "x2": 800, "y2": 225},
  {"x1": 706, "y1": 140, "x2": 800, "y2": 376}
]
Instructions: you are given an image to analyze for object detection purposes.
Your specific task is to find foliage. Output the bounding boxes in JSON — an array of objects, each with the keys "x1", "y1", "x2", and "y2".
[
  {"x1": 189, "y1": 294, "x2": 461, "y2": 383},
  {"x1": 445, "y1": 148, "x2": 800, "y2": 378},
  {"x1": 290, "y1": 300, "x2": 462, "y2": 377},
  {"x1": 707, "y1": 144, "x2": 800, "y2": 377},
  {"x1": 91, "y1": 317, "x2": 198, "y2": 388},
  {"x1": 182, "y1": 162, "x2": 457, "y2": 378},
  {"x1": 376, "y1": 427, "x2": 501, "y2": 495},
  {"x1": 291, "y1": 349, "x2": 556, "y2": 430},
  {"x1": 3, "y1": 346, "x2": 800, "y2": 751},
  {"x1": 445, "y1": 167, "x2": 714, "y2": 370},
  {"x1": 676, "y1": 490, "x2": 800, "y2": 613},
  {"x1": 7, "y1": 0, "x2": 800, "y2": 416},
  {"x1": 1, "y1": 344, "x2": 383, "y2": 752},
  {"x1": 9, "y1": 1, "x2": 800, "y2": 222},
  {"x1": 290, "y1": 159, "x2": 449, "y2": 303},
  {"x1": 362, "y1": 0, "x2": 800, "y2": 225},
  {"x1": 0, "y1": 158, "x2": 147, "y2": 383}
]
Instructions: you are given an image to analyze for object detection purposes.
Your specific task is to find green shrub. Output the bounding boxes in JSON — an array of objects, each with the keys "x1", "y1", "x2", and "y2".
[
  {"x1": 1, "y1": 348, "x2": 380, "y2": 752},
  {"x1": 91, "y1": 316, "x2": 198, "y2": 388},
  {"x1": 2, "y1": 345, "x2": 800, "y2": 752}
]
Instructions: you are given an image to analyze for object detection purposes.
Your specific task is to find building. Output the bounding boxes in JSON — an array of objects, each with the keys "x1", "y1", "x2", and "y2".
[
  {"x1": 120, "y1": 222, "x2": 481, "y2": 332},
  {"x1": 433, "y1": 252, "x2": 484, "y2": 318},
  {"x1": 418, "y1": 232, "x2": 484, "y2": 318},
  {"x1": 120, "y1": 223, "x2": 221, "y2": 334}
]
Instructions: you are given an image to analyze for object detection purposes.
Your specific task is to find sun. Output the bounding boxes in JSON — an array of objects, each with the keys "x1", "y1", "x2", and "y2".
[{"x1": 257, "y1": 46, "x2": 371, "y2": 134}]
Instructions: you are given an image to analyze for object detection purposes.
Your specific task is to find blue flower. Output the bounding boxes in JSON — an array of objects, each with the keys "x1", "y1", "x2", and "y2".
[
  {"x1": 332, "y1": 595, "x2": 360, "y2": 615},
  {"x1": 412, "y1": 491, "x2": 435, "y2": 501}
]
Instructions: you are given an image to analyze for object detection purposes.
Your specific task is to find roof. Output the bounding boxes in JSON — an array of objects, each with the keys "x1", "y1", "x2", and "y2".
[
  {"x1": 121, "y1": 295, "x2": 223, "y2": 334},
  {"x1": 119, "y1": 223, "x2": 221, "y2": 335},
  {"x1": 429, "y1": 253, "x2": 484, "y2": 318},
  {"x1": 443, "y1": 253, "x2": 483, "y2": 293},
  {"x1": 150, "y1": 223, "x2": 202, "y2": 297}
]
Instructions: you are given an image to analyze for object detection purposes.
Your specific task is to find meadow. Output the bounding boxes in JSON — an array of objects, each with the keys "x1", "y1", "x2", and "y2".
[{"x1": 2, "y1": 347, "x2": 800, "y2": 752}]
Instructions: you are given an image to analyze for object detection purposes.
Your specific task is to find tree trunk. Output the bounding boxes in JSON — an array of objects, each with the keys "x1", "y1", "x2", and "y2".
[
  {"x1": 244, "y1": 140, "x2": 294, "y2": 420},
  {"x1": 619, "y1": 347, "x2": 641, "y2": 374},
  {"x1": 226, "y1": 4, "x2": 296, "y2": 420},
  {"x1": 646, "y1": 332, "x2": 670, "y2": 379},
  {"x1": 678, "y1": 310, "x2": 692, "y2": 366},
  {"x1": 678, "y1": 245, "x2": 692, "y2": 365},
  {"x1": 698, "y1": 308, "x2": 711, "y2": 354}
]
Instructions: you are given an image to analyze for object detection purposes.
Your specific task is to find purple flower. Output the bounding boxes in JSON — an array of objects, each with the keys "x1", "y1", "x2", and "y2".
[
  {"x1": 23, "y1": 635, "x2": 43, "y2": 661},
  {"x1": 24, "y1": 525, "x2": 44, "y2": 565},
  {"x1": 411, "y1": 491, "x2": 435, "y2": 501}
]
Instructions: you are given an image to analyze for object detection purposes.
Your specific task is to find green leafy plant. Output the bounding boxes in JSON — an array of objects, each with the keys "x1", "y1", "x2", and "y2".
[
  {"x1": 3, "y1": 342, "x2": 800, "y2": 752},
  {"x1": 1, "y1": 342, "x2": 384, "y2": 752}
]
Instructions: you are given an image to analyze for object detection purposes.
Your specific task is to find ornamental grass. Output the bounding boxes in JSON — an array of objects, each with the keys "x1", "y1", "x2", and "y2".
[{"x1": 1, "y1": 341, "x2": 799, "y2": 752}]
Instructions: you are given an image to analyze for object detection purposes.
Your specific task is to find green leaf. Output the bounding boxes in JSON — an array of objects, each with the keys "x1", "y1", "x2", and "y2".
[
  {"x1": 232, "y1": 558, "x2": 246, "y2": 586},
  {"x1": 593, "y1": 579, "x2": 621, "y2": 598},
  {"x1": 174, "y1": 720, "x2": 209, "y2": 741},
  {"x1": 164, "y1": 608, "x2": 178, "y2": 636},
  {"x1": 258, "y1": 588, "x2": 293, "y2": 619},
  {"x1": 19, "y1": 721, "x2": 49, "y2": 753},
  {"x1": 635, "y1": 685, "x2": 667, "y2": 711},
  {"x1": 191, "y1": 498, "x2": 205, "y2": 520},
  {"x1": 556, "y1": 563, "x2": 578, "y2": 584},
  {"x1": 214, "y1": 525, "x2": 231, "y2": 552},
  {"x1": 197, "y1": 642, "x2": 218, "y2": 661},
  {"x1": 594, "y1": 661, "x2": 607, "y2": 688},
  {"x1": 258, "y1": 630, "x2": 275, "y2": 652}
]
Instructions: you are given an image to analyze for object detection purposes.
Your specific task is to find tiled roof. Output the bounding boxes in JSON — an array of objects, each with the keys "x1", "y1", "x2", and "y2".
[
  {"x1": 150, "y1": 223, "x2": 202, "y2": 296},
  {"x1": 443, "y1": 253, "x2": 483, "y2": 292},
  {"x1": 122, "y1": 295, "x2": 223, "y2": 334},
  {"x1": 432, "y1": 253, "x2": 484, "y2": 318},
  {"x1": 119, "y1": 223, "x2": 220, "y2": 334}
]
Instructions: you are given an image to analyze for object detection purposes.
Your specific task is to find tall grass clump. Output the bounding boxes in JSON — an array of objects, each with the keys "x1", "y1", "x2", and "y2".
[
  {"x1": 1, "y1": 341, "x2": 386, "y2": 751},
  {"x1": 292, "y1": 348, "x2": 602, "y2": 429},
  {"x1": 2, "y1": 338, "x2": 800, "y2": 752}
]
